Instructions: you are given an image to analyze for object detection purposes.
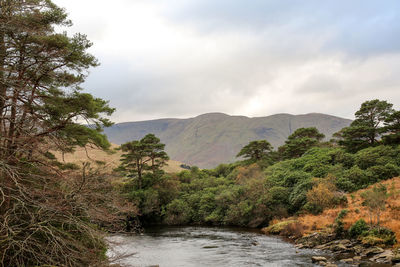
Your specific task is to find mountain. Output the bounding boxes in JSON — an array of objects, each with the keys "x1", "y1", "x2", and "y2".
[{"x1": 104, "y1": 113, "x2": 352, "y2": 168}]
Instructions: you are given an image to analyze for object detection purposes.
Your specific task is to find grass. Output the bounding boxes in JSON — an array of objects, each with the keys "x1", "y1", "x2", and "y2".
[
  {"x1": 268, "y1": 177, "x2": 400, "y2": 244},
  {"x1": 52, "y1": 143, "x2": 184, "y2": 173}
]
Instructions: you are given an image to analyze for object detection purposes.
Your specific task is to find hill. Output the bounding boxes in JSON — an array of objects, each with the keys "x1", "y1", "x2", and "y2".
[
  {"x1": 104, "y1": 113, "x2": 352, "y2": 168},
  {"x1": 52, "y1": 144, "x2": 184, "y2": 173}
]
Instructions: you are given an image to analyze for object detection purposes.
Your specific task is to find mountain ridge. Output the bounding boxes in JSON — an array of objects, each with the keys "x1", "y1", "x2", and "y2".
[{"x1": 104, "y1": 112, "x2": 352, "y2": 168}]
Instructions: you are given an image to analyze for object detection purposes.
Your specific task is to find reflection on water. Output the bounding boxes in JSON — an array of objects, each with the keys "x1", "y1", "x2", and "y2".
[{"x1": 107, "y1": 226, "x2": 332, "y2": 267}]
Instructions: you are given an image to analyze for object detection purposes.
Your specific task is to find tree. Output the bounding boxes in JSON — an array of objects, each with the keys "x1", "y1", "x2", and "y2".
[
  {"x1": 334, "y1": 100, "x2": 394, "y2": 152},
  {"x1": 236, "y1": 140, "x2": 273, "y2": 162},
  {"x1": 279, "y1": 127, "x2": 325, "y2": 159},
  {"x1": 119, "y1": 134, "x2": 169, "y2": 189},
  {"x1": 382, "y1": 111, "x2": 400, "y2": 145},
  {"x1": 141, "y1": 133, "x2": 169, "y2": 174},
  {"x1": 0, "y1": 1, "x2": 115, "y2": 265},
  {"x1": 0, "y1": 0, "x2": 114, "y2": 161}
]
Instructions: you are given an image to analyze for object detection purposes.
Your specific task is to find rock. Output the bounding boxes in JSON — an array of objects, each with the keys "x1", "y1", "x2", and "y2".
[
  {"x1": 364, "y1": 246, "x2": 384, "y2": 256},
  {"x1": 324, "y1": 263, "x2": 337, "y2": 267},
  {"x1": 370, "y1": 250, "x2": 393, "y2": 263},
  {"x1": 331, "y1": 243, "x2": 347, "y2": 252},
  {"x1": 353, "y1": 256, "x2": 362, "y2": 261},
  {"x1": 337, "y1": 239, "x2": 353, "y2": 247},
  {"x1": 297, "y1": 232, "x2": 334, "y2": 248},
  {"x1": 353, "y1": 245, "x2": 364, "y2": 255},
  {"x1": 315, "y1": 243, "x2": 330, "y2": 250},
  {"x1": 311, "y1": 256, "x2": 327, "y2": 263},
  {"x1": 340, "y1": 258, "x2": 353, "y2": 263},
  {"x1": 393, "y1": 253, "x2": 400, "y2": 263}
]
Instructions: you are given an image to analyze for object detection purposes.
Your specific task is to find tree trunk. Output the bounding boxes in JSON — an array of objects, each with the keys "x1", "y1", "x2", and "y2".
[{"x1": 0, "y1": 5, "x2": 6, "y2": 138}]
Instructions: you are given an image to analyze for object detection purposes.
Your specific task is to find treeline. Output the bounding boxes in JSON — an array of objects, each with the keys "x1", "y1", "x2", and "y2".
[{"x1": 117, "y1": 99, "x2": 400, "y2": 228}]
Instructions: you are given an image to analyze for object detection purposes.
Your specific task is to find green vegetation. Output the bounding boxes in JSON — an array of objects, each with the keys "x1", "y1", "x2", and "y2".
[
  {"x1": 279, "y1": 127, "x2": 325, "y2": 159},
  {"x1": 118, "y1": 99, "x2": 400, "y2": 231}
]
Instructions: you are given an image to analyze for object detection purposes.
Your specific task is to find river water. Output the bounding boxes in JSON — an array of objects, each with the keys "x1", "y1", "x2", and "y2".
[{"x1": 107, "y1": 226, "x2": 337, "y2": 267}]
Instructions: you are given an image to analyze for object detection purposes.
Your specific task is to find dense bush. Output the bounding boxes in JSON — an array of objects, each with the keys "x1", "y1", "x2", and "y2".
[
  {"x1": 361, "y1": 227, "x2": 397, "y2": 246},
  {"x1": 349, "y1": 219, "x2": 369, "y2": 238},
  {"x1": 123, "y1": 142, "x2": 400, "y2": 229}
]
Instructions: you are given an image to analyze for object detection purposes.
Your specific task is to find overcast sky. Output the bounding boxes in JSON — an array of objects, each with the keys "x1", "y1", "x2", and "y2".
[{"x1": 53, "y1": 0, "x2": 400, "y2": 122}]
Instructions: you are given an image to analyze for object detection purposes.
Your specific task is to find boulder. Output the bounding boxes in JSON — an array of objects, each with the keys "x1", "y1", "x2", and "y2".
[
  {"x1": 311, "y1": 256, "x2": 327, "y2": 263},
  {"x1": 370, "y1": 250, "x2": 393, "y2": 264},
  {"x1": 340, "y1": 258, "x2": 353, "y2": 263},
  {"x1": 393, "y1": 253, "x2": 400, "y2": 264},
  {"x1": 353, "y1": 256, "x2": 362, "y2": 261},
  {"x1": 331, "y1": 243, "x2": 347, "y2": 252},
  {"x1": 364, "y1": 246, "x2": 384, "y2": 256},
  {"x1": 353, "y1": 245, "x2": 364, "y2": 255}
]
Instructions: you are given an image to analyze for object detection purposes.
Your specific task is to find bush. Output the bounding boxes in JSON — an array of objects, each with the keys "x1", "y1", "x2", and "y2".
[
  {"x1": 361, "y1": 227, "x2": 397, "y2": 246},
  {"x1": 163, "y1": 199, "x2": 192, "y2": 225},
  {"x1": 262, "y1": 220, "x2": 297, "y2": 235},
  {"x1": 303, "y1": 202, "x2": 323, "y2": 215},
  {"x1": 349, "y1": 219, "x2": 369, "y2": 238},
  {"x1": 334, "y1": 209, "x2": 348, "y2": 238}
]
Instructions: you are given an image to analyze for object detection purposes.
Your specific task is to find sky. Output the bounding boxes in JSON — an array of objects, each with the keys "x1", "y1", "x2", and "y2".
[{"x1": 53, "y1": 0, "x2": 400, "y2": 122}]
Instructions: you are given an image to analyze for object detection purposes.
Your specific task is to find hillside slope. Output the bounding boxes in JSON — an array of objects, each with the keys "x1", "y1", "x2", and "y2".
[
  {"x1": 52, "y1": 144, "x2": 184, "y2": 173},
  {"x1": 267, "y1": 177, "x2": 400, "y2": 242},
  {"x1": 104, "y1": 113, "x2": 352, "y2": 168}
]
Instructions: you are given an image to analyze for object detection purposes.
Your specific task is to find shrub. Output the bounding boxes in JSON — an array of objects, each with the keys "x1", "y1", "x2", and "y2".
[
  {"x1": 361, "y1": 227, "x2": 397, "y2": 246},
  {"x1": 262, "y1": 220, "x2": 297, "y2": 235},
  {"x1": 280, "y1": 221, "x2": 305, "y2": 238},
  {"x1": 349, "y1": 219, "x2": 369, "y2": 238},
  {"x1": 163, "y1": 199, "x2": 192, "y2": 225},
  {"x1": 334, "y1": 209, "x2": 348, "y2": 238}
]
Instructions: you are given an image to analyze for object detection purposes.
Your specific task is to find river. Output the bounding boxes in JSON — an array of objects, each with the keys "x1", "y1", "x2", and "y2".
[{"x1": 106, "y1": 226, "x2": 340, "y2": 267}]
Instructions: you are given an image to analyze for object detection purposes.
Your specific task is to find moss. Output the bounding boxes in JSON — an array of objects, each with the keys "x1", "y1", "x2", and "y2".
[{"x1": 262, "y1": 220, "x2": 298, "y2": 235}]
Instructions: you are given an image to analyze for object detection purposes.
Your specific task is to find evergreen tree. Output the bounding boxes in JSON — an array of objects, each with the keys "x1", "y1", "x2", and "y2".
[
  {"x1": 0, "y1": 1, "x2": 115, "y2": 265},
  {"x1": 119, "y1": 134, "x2": 169, "y2": 189},
  {"x1": 382, "y1": 111, "x2": 400, "y2": 145},
  {"x1": 279, "y1": 127, "x2": 325, "y2": 159},
  {"x1": 0, "y1": 0, "x2": 114, "y2": 161},
  {"x1": 236, "y1": 140, "x2": 273, "y2": 162},
  {"x1": 334, "y1": 99, "x2": 394, "y2": 152}
]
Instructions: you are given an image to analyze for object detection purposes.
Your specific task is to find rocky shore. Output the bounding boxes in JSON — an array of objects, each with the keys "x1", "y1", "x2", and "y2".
[{"x1": 294, "y1": 232, "x2": 400, "y2": 266}]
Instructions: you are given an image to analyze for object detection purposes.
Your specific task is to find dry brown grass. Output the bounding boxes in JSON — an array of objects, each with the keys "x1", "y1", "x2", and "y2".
[
  {"x1": 271, "y1": 177, "x2": 400, "y2": 242},
  {"x1": 52, "y1": 143, "x2": 185, "y2": 173}
]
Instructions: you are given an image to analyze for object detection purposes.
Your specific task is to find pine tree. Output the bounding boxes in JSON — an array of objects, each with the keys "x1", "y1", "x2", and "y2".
[{"x1": 119, "y1": 134, "x2": 169, "y2": 189}]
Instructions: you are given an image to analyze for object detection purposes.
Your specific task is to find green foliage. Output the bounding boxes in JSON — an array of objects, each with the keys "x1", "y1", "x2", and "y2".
[
  {"x1": 163, "y1": 199, "x2": 192, "y2": 225},
  {"x1": 236, "y1": 140, "x2": 273, "y2": 162},
  {"x1": 349, "y1": 219, "x2": 369, "y2": 238},
  {"x1": 279, "y1": 127, "x2": 325, "y2": 159},
  {"x1": 334, "y1": 99, "x2": 396, "y2": 152},
  {"x1": 119, "y1": 134, "x2": 169, "y2": 189},
  {"x1": 263, "y1": 220, "x2": 298, "y2": 235},
  {"x1": 361, "y1": 227, "x2": 397, "y2": 246},
  {"x1": 334, "y1": 209, "x2": 348, "y2": 238},
  {"x1": 383, "y1": 111, "x2": 400, "y2": 145}
]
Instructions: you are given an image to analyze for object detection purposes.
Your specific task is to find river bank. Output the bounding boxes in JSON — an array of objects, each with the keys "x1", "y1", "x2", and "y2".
[{"x1": 263, "y1": 228, "x2": 400, "y2": 266}]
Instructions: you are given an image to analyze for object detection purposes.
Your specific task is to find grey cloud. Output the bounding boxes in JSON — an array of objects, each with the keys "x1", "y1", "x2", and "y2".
[
  {"x1": 159, "y1": 0, "x2": 400, "y2": 57},
  {"x1": 69, "y1": 0, "x2": 400, "y2": 122}
]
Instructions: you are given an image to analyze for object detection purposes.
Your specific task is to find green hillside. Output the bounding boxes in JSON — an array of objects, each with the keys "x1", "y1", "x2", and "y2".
[{"x1": 104, "y1": 113, "x2": 351, "y2": 168}]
